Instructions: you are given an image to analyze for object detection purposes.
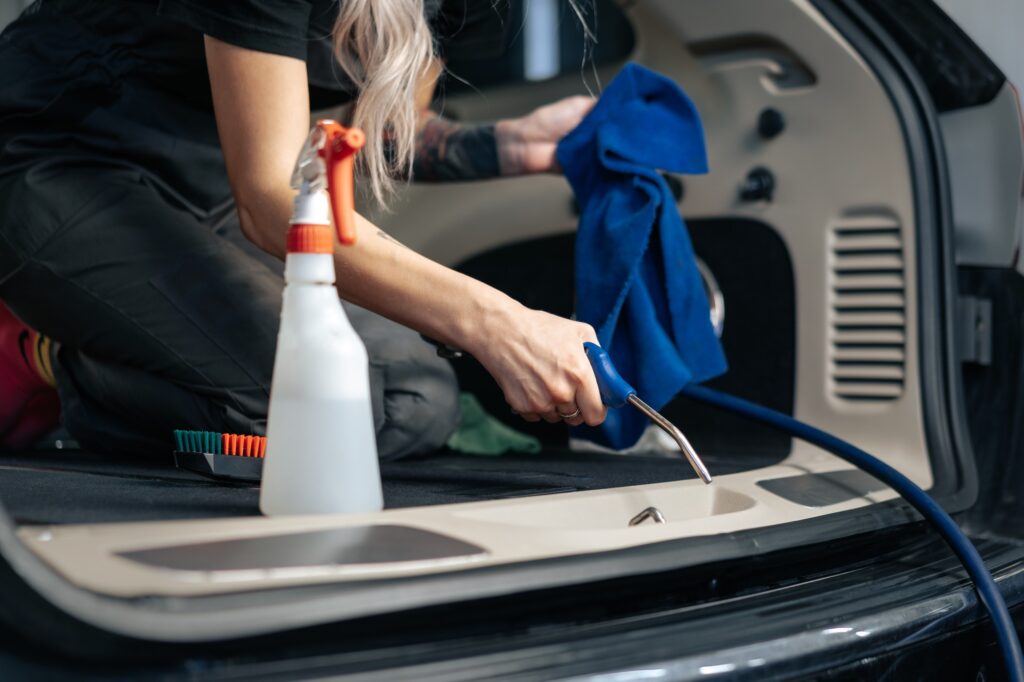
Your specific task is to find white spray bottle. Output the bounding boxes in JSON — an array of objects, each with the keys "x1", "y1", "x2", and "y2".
[{"x1": 259, "y1": 120, "x2": 383, "y2": 516}]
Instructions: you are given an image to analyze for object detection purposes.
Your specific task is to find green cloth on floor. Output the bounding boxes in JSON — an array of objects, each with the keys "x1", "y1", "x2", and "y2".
[{"x1": 446, "y1": 393, "x2": 541, "y2": 456}]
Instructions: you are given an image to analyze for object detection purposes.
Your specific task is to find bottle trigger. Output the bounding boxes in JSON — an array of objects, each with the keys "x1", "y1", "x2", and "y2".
[{"x1": 316, "y1": 121, "x2": 365, "y2": 246}]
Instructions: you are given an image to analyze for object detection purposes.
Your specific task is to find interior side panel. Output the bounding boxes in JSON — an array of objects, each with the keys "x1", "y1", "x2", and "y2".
[{"x1": 374, "y1": 0, "x2": 932, "y2": 488}]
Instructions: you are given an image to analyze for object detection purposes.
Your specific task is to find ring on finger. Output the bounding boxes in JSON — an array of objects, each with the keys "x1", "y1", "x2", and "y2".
[{"x1": 557, "y1": 407, "x2": 582, "y2": 420}]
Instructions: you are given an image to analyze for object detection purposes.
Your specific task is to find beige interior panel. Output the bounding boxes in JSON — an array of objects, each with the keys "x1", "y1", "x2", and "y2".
[
  {"x1": 20, "y1": 462, "x2": 900, "y2": 598},
  {"x1": 373, "y1": 0, "x2": 931, "y2": 488}
]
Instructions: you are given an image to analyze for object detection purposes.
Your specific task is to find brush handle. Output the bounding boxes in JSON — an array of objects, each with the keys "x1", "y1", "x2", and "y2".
[{"x1": 583, "y1": 342, "x2": 636, "y2": 408}]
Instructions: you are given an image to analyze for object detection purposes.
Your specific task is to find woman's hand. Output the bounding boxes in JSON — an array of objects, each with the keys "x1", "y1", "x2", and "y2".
[
  {"x1": 466, "y1": 302, "x2": 607, "y2": 428},
  {"x1": 495, "y1": 96, "x2": 595, "y2": 175}
]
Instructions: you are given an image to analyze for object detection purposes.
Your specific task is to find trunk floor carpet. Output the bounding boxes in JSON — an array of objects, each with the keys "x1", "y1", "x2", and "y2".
[{"x1": 0, "y1": 448, "x2": 784, "y2": 525}]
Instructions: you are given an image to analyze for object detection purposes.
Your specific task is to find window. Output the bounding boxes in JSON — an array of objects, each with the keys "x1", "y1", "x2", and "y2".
[{"x1": 441, "y1": 0, "x2": 635, "y2": 94}]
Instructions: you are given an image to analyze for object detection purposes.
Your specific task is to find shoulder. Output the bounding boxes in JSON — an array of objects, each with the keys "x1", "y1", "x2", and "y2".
[{"x1": 158, "y1": 0, "x2": 321, "y2": 60}]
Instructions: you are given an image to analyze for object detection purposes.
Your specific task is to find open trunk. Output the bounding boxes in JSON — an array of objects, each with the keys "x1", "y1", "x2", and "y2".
[{"x1": 3, "y1": 0, "x2": 1022, "y2": 675}]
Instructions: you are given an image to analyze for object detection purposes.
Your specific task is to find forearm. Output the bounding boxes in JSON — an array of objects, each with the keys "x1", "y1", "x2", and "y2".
[
  {"x1": 332, "y1": 213, "x2": 516, "y2": 353},
  {"x1": 411, "y1": 115, "x2": 502, "y2": 182},
  {"x1": 412, "y1": 104, "x2": 583, "y2": 181},
  {"x1": 236, "y1": 186, "x2": 606, "y2": 426},
  {"x1": 238, "y1": 189, "x2": 516, "y2": 353},
  {"x1": 336, "y1": 220, "x2": 607, "y2": 428}
]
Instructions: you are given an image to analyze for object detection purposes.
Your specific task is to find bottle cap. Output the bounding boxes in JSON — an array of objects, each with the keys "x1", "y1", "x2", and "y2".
[{"x1": 287, "y1": 224, "x2": 334, "y2": 254}]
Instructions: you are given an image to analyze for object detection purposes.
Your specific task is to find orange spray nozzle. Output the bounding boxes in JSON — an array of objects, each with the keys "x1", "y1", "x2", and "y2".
[{"x1": 315, "y1": 120, "x2": 365, "y2": 246}]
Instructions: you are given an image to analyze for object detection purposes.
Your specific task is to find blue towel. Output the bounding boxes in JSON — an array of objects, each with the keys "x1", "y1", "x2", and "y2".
[{"x1": 557, "y1": 63, "x2": 727, "y2": 448}]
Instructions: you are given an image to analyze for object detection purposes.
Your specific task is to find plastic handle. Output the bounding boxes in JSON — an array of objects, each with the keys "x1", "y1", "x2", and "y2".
[
  {"x1": 317, "y1": 121, "x2": 365, "y2": 246},
  {"x1": 584, "y1": 342, "x2": 636, "y2": 408}
]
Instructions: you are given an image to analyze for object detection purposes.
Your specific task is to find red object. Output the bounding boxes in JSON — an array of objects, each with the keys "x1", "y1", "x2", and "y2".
[
  {"x1": 316, "y1": 120, "x2": 365, "y2": 246},
  {"x1": 286, "y1": 223, "x2": 334, "y2": 254},
  {"x1": 0, "y1": 303, "x2": 59, "y2": 449},
  {"x1": 221, "y1": 432, "x2": 267, "y2": 458}
]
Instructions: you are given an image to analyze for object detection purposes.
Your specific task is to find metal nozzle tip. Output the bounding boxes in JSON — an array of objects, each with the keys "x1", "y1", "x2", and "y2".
[{"x1": 627, "y1": 395, "x2": 713, "y2": 484}]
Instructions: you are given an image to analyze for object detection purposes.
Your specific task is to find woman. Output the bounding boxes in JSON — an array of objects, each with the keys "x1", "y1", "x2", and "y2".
[{"x1": 0, "y1": 0, "x2": 607, "y2": 458}]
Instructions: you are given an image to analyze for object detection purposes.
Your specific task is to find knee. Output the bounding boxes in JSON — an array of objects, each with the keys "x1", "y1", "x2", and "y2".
[{"x1": 374, "y1": 343, "x2": 461, "y2": 461}]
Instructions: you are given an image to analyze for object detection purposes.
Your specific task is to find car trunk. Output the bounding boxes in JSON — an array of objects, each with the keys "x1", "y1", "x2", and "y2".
[{"x1": 0, "y1": 0, "x2": 1002, "y2": 662}]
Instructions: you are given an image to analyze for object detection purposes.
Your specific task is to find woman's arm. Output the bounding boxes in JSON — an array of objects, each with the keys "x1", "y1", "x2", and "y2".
[
  {"x1": 204, "y1": 37, "x2": 606, "y2": 426},
  {"x1": 412, "y1": 99, "x2": 594, "y2": 181},
  {"x1": 411, "y1": 57, "x2": 593, "y2": 181}
]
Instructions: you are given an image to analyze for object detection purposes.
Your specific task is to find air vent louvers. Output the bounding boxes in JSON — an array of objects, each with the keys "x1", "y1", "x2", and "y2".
[{"x1": 829, "y1": 216, "x2": 906, "y2": 401}]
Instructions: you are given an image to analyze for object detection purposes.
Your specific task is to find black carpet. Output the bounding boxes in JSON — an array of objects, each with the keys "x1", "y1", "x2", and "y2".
[{"x1": 0, "y1": 448, "x2": 783, "y2": 525}]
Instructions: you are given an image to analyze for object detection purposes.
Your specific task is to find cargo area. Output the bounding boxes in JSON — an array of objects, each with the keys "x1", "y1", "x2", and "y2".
[{"x1": 2, "y1": 0, "x2": 940, "y2": 611}]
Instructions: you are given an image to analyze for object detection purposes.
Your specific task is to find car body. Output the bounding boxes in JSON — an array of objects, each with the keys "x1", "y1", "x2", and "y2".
[{"x1": 0, "y1": 0, "x2": 1022, "y2": 679}]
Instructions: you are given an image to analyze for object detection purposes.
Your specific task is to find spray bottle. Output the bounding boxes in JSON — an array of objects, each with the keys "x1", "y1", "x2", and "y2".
[{"x1": 259, "y1": 120, "x2": 383, "y2": 516}]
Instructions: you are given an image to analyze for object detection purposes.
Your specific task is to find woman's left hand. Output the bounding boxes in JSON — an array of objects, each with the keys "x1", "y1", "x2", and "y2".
[{"x1": 495, "y1": 96, "x2": 595, "y2": 175}]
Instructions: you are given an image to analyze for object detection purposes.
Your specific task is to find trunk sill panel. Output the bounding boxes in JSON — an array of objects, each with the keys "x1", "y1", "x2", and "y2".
[{"x1": 18, "y1": 446, "x2": 906, "y2": 599}]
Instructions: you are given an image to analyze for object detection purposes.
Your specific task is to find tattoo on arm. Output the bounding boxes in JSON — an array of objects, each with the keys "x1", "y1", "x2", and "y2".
[
  {"x1": 412, "y1": 116, "x2": 501, "y2": 182},
  {"x1": 376, "y1": 229, "x2": 407, "y2": 249}
]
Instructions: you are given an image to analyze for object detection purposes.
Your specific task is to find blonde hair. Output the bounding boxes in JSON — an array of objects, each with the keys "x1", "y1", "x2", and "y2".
[{"x1": 333, "y1": 0, "x2": 434, "y2": 208}]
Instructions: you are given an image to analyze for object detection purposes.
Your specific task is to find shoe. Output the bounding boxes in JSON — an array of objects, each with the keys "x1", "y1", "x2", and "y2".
[{"x1": 0, "y1": 303, "x2": 60, "y2": 449}]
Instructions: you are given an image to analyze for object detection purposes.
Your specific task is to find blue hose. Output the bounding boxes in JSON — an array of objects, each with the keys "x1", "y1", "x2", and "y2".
[
  {"x1": 583, "y1": 343, "x2": 1021, "y2": 676},
  {"x1": 680, "y1": 384, "x2": 1024, "y2": 681}
]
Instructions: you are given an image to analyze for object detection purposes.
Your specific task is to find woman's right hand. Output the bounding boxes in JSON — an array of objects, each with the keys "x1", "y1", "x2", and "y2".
[{"x1": 467, "y1": 302, "x2": 608, "y2": 428}]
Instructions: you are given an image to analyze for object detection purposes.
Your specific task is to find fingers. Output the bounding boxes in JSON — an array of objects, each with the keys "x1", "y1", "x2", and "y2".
[
  {"x1": 564, "y1": 95, "x2": 596, "y2": 116},
  {"x1": 513, "y1": 410, "x2": 560, "y2": 424},
  {"x1": 574, "y1": 324, "x2": 608, "y2": 427},
  {"x1": 516, "y1": 407, "x2": 584, "y2": 426},
  {"x1": 555, "y1": 401, "x2": 585, "y2": 427},
  {"x1": 540, "y1": 410, "x2": 563, "y2": 424},
  {"x1": 574, "y1": 363, "x2": 607, "y2": 427},
  {"x1": 510, "y1": 406, "x2": 540, "y2": 423},
  {"x1": 494, "y1": 312, "x2": 609, "y2": 430}
]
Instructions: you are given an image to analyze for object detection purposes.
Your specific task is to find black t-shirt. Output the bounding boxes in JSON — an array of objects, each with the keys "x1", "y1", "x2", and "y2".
[
  {"x1": 0, "y1": 0, "x2": 510, "y2": 215},
  {"x1": 41, "y1": 0, "x2": 510, "y2": 109},
  {"x1": 158, "y1": 0, "x2": 364, "y2": 110},
  {"x1": 155, "y1": 0, "x2": 510, "y2": 109}
]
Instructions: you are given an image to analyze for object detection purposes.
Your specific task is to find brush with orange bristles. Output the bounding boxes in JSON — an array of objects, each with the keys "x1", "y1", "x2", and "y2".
[{"x1": 173, "y1": 429, "x2": 265, "y2": 482}]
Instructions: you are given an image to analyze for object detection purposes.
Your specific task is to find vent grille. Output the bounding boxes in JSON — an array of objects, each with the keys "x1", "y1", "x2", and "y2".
[{"x1": 829, "y1": 216, "x2": 906, "y2": 401}]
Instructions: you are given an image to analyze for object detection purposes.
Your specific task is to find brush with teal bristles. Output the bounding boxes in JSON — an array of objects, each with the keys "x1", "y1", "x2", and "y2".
[{"x1": 173, "y1": 429, "x2": 266, "y2": 482}]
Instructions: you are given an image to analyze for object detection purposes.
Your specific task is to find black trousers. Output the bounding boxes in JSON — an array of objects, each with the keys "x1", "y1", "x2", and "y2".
[{"x1": 0, "y1": 162, "x2": 460, "y2": 458}]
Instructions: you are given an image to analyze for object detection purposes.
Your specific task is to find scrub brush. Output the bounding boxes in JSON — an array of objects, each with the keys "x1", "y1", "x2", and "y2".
[{"x1": 173, "y1": 429, "x2": 265, "y2": 482}]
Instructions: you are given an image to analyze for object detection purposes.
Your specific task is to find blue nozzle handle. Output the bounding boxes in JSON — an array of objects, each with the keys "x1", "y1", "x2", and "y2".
[
  {"x1": 584, "y1": 342, "x2": 713, "y2": 483},
  {"x1": 584, "y1": 342, "x2": 636, "y2": 408}
]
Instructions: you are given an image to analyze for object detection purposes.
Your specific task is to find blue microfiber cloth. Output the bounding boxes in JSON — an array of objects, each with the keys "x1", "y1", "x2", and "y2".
[{"x1": 557, "y1": 63, "x2": 727, "y2": 449}]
